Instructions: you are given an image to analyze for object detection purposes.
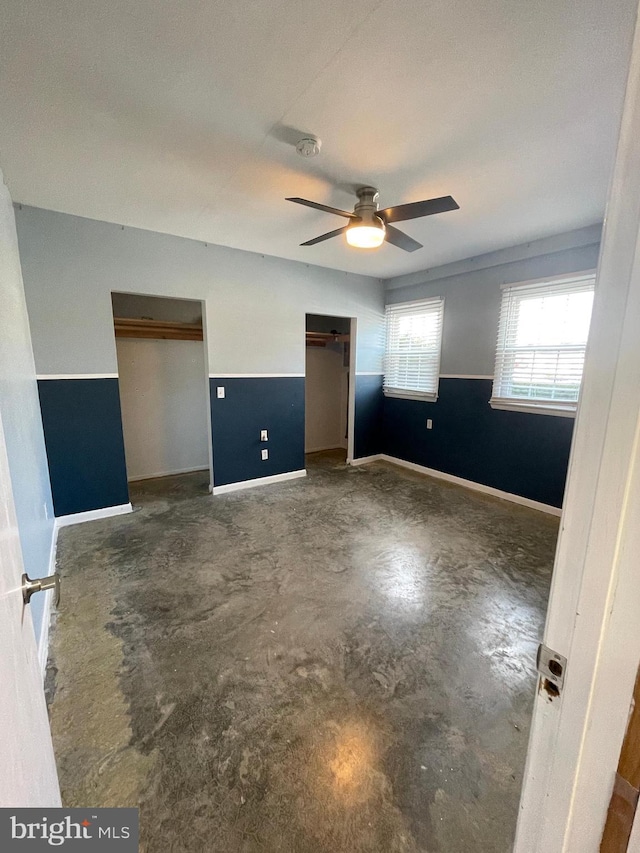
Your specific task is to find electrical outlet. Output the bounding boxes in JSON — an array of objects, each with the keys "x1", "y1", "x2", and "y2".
[
  {"x1": 260, "y1": 429, "x2": 268, "y2": 441},
  {"x1": 216, "y1": 386, "x2": 225, "y2": 399},
  {"x1": 261, "y1": 448, "x2": 269, "y2": 461},
  {"x1": 426, "y1": 419, "x2": 433, "y2": 429}
]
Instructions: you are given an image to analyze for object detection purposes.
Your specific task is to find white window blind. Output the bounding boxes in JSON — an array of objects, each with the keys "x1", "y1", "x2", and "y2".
[
  {"x1": 384, "y1": 297, "x2": 444, "y2": 400},
  {"x1": 491, "y1": 274, "x2": 595, "y2": 415}
]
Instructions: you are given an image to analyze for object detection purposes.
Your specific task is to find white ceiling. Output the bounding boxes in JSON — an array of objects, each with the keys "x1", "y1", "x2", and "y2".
[{"x1": 0, "y1": 0, "x2": 636, "y2": 278}]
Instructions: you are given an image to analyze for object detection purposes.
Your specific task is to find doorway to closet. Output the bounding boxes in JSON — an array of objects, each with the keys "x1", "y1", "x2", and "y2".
[
  {"x1": 111, "y1": 293, "x2": 211, "y2": 486},
  {"x1": 305, "y1": 314, "x2": 351, "y2": 461}
]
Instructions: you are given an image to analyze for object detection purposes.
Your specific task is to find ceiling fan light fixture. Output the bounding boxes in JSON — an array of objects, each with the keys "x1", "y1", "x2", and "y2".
[
  {"x1": 346, "y1": 219, "x2": 386, "y2": 249},
  {"x1": 287, "y1": 186, "x2": 457, "y2": 252}
]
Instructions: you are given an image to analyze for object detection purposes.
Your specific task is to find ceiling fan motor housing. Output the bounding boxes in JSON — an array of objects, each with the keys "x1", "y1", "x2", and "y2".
[{"x1": 354, "y1": 186, "x2": 384, "y2": 228}]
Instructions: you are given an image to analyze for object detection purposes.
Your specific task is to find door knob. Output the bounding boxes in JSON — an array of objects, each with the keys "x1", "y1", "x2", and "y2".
[{"x1": 22, "y1": 573, "x2": 60, "y2": 607}]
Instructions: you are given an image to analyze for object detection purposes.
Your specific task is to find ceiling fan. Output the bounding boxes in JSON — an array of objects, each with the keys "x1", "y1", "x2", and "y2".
[{"x1": 286, "y1": 186, "x2": 459, "y2": 252}]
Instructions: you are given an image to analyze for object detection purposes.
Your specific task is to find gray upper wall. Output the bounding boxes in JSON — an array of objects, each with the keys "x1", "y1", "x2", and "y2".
[
  {"x1": 385, "y1": 225, "x2": 602, "y2": 377},
  {"x1": 15, "y1": 206, "x2": 385, "y2": 376},
  {"x1": 15, "y1": 206, "x2": 600, "y2": 381}
]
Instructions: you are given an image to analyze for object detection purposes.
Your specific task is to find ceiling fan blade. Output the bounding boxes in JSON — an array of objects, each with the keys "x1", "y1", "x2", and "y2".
[
  {"x1": 300, "y1": 226, "x2": 348, "y2": 246},
  {"x1": 379, "y1": 195, "x2": 459, "y2": 223},
  {"x1": 384, "y1": 224, "x2": 423, "y2": 252},
  {"x1": 286, "y1": 197, "x2": 357, "y2": 219}
]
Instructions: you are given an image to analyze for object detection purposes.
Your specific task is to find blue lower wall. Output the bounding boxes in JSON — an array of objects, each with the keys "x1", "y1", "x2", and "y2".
[
  {"x1": 36, "y1": 373, "x2": 387, "y2": 507},
  {"x1": 210, "y1": 377, "x2": 305, "y2": 487},
  {"x1": 36, "y1": 374, "x2": 570, "y2": 512},
  {"x1": 210, "y1": 374, "x2": 388, "y2": 486},
  {"x1": 383, "y1": 378, "x2": 574, "y2": 508},
  {"x1": 37, "y1": 379, "x2": 130, "y2": 516},
  {"x1": 354, "y1": 373, "x2": 384, "y2": 459}
]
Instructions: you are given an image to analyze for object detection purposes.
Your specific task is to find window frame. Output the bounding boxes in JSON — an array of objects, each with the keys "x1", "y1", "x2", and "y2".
[
  {"x1": 383, "y1": 296, "x2": 445, "y2": 402},
  {"x1": 490, "y1": 271, "x2": 596, "y2": 418}
]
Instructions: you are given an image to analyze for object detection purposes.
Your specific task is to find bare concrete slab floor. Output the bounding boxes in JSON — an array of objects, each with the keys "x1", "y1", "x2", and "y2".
[{"x1": 45, "y1": 451, "x2": 558, "y2": 852}]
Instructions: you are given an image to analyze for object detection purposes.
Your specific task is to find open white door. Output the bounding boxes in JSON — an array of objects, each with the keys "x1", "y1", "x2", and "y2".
[
  {"x1": 514, "y1": 2, "x2": 640, "y2": 850},
  {"x1": 0, "y1": 179, "x2": 60, "y2": 807},
  {"x1": 0, "y1": 403, "x2": 60, "y2": 806}
]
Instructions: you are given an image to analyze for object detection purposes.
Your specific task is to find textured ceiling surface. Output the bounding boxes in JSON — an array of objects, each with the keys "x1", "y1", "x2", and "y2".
[{"x1": 0, "y1": 0, "x2": 636, "y2": 277}]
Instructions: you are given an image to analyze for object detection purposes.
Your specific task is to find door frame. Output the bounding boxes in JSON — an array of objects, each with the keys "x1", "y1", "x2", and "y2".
[
  {"x1": 347, "y1": 317, "x2": 357, "y2": 463},
  {"x1": 514, "y1": 4, "x2": 640, "y2": 850}
]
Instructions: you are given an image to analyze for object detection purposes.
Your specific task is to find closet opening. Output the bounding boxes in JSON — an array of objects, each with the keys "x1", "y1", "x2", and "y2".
[
  {"x1": 111, "y1": 293, "x2": 212, "y2": 490},
  {"x1": 305, "y1": 313, "x2": 353, "y2": 464}
]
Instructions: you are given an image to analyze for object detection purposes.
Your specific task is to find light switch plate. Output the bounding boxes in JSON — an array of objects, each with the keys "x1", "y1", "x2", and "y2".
[
  {"x1": 426, "y1": 419, "x2": 433, "y2": 429},
  {"x1": 260, "y1": 429, "x2": 268, "y2": 441},
  {"x1": 217, "y1": 386, "x2": 225, "y2": 399},
  {"x1": 261, "y1": 449, "x2": 269, "y2": 460}
]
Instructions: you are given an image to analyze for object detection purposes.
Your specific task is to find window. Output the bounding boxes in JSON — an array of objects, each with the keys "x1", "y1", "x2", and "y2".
[
  {"x1": 384, "y1": 297, "x2": 444, "y2": 401},
  {"x1": 490, "y1": 273, "x2": 595, "y2": 416}
]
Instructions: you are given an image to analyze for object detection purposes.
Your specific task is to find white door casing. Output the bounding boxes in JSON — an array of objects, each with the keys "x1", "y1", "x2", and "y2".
[{"x1": 514, "y1": 2, "x2": 640, "y2": 850}]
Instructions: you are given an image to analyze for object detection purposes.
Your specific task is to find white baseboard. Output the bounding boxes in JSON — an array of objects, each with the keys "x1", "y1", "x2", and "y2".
[
  {"x1": 128, "y1": 465, "x2": 208, "y2": 482},
  {"x1": 55, "y1": 502, "x2": 133, "y2": 528},
  {"x1": 305, "y1": 445, "x2": 346, "y2": 454},
  {"x1": 356, "y1": 454, "x2": 562, "y2": 516},
  {"x1": 38, "y1": 521, "x2": 60, "y2": 679},
  {"x1": 348, "y1": 454, "x2": 384, "y2": 466},
  {"x1": 212, "y1": 469, "x2": 306, "y2": 495}
]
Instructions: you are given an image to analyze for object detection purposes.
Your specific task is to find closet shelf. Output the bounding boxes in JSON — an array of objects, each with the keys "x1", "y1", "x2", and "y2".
[
  {"x1": 114, "y1": 317, "x2": 204, "y2": 341},
  {"x1": 305, "y1": 331, "x2": 350, "y2": 348}
]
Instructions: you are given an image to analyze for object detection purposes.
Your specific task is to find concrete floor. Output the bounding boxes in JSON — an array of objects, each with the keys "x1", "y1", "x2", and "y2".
[{"x1": 46, "y1": 451, "x2": 558, "y2": 852}]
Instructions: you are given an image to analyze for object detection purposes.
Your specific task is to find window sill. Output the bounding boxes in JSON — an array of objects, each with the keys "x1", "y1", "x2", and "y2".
[
  {"x1": 489, "y1": 399, "x2": 577, "y2": 418},
  {"x1": 384, "y1": 390, "x2": 438, "y2": 403}
]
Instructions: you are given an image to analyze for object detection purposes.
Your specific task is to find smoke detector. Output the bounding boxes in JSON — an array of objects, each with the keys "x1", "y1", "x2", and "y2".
[{"x1": 296, "y1": 136, "x2": 322, "y2": 158}]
